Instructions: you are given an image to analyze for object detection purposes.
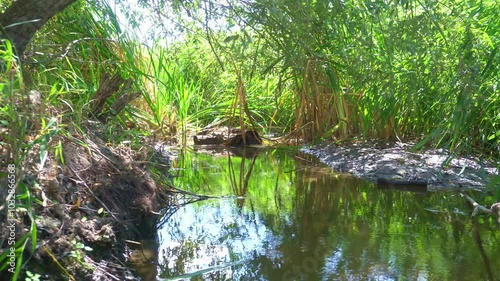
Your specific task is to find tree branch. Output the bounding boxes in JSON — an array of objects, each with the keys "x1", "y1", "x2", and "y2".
[
  {"x1": 461, "y1": 193, "x2": 500, "y2": 224},
  {"x1": 0, "y1": 0, "x2": 78, "y2": 55}
]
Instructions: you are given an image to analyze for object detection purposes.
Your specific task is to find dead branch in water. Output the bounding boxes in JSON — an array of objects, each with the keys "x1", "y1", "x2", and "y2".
[{"x1": 461, "y1": 193, "x2": 500, "y2": 224}]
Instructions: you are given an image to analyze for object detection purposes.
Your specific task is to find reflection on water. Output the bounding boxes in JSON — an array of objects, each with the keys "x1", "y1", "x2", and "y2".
[{"x1": 147, "y1": 147, "x2": 500, "y2": 281}]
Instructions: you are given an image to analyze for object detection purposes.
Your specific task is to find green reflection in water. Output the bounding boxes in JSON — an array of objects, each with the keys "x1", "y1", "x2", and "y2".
[{"x1": 153, "y1": 147, "x2": 500, "y2": 281}]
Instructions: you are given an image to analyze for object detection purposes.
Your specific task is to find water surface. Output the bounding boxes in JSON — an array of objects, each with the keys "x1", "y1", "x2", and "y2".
[{"x1": 149, "y1": 147, "x2": 499, "y2": 281}]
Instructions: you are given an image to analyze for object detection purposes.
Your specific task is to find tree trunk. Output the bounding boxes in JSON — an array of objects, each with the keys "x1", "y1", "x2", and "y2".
[
  {"x1": 0, "y1": 0, "x2": 78, "y2": 55},
  {"x1": 90, "y1": 73, "x2": 126, "y2": 118}
]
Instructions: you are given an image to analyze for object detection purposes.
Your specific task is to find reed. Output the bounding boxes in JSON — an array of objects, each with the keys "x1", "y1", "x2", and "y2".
[
  {"x1": 0, "y1": 40, "x2": 42, "y2": 280},
  {"x1": 3, "y1": 0, "x2": 499, "y2": 204}
]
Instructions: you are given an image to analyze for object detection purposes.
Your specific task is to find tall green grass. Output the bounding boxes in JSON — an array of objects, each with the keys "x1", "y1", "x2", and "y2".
[
  {"x1": 139, "y1": 47, "x2": 206, "y2": 144},
  {"x1": 16, "y1": 0, "x2": 499, "y2": 153},
  {"x1": 0, "y1": 2, "x2": 142, "y2": 277},
  {"x1": 0, "y1": 39, "x2": 52, "y2": 281},
  {"x1": 196, "y1": 0, "x2": 499, "y2": 153},
  {"x1": 8, "y1": 0, "x2": 498, "y2": 156}
]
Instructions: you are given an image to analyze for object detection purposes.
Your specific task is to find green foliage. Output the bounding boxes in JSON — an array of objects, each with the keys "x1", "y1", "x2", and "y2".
[
  {"x1": 146, "y1": 0, "x2": 500, "y2": 152},
  {"x1": 0, "y1": 40, "x2": 39, "y2": 281},
  {"x1": 0, "y1": 0, "x2": 498, "y2": 277},
  {"x1": 20, "y1": 0, "x2": 499, "y2": 155},
  {"x1": 162, "y1": 148, "x2": 500, "y2": 279},
  {"x1": 5, "y1": 0, "x2": 499, "y2": 152},
  {"x1": 138, "y1": 46, "x2": 205, "y2": 143}
]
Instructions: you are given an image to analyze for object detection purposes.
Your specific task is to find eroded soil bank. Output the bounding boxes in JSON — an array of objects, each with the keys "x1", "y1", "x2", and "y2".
[
  {"x1": 0, "y1": 121, "x2": 172, "y2": 280},
  {"x1": 301, "y1": 141, "x2": 498, "y2": 189}
]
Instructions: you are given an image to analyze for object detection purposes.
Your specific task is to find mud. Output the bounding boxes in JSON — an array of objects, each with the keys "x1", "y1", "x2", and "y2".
[
  {"x1": 0, "y1": 121, "x2": 172, "y2": 280},
  {"x1": 301, "y1": 141, "x2": 498, "y2": 189}
]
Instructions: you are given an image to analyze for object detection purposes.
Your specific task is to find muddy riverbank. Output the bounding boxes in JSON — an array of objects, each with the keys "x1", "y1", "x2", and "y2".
[
  {"x1": 301, "y1": 141, "x2": 498, "y2": 190},
  {"x1": 0, "y1": 121, "x2": 172, "y2": 280}
]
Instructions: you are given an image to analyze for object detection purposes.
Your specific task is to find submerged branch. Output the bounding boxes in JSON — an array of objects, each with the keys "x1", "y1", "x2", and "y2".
[
  {"x1": 461, "y1": 193, "x2": 500, "y2": 224},
  {"x1": 167, "y1": 185, "x2": 244, "y2": 200}
]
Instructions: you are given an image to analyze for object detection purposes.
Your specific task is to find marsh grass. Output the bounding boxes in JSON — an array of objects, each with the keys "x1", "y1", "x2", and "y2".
[
  {"x1": 0, "y1": 3, "x2": 150, "y2": 277},
  {"x1": 3, "y1": 0, "x2": 499, "y2": 213},
  {"x1": 229, "y1": 64, "x2": 256, "y2": 139},
  {"x1": 13, "y1": 0, "x2": 500, "y2": 157},
  {"x1": 292, "y1": 58, "x2": 348, "y2": 142}
]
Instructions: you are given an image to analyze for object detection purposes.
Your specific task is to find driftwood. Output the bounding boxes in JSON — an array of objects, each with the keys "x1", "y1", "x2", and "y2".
[
  {"x1": 90, "y1": 73, "x2": 124, "y2": 116},
  {"x1": 225, "y1": 130, "x2": 263, "y2": 147},
  {"x1": 99, "y1": 91, "x2": 141, "y2": 123},
  {"x1": 110, "y1": 91, "x2": 140, "y2": 114},
  {"x1": 461, "y1": 193, "x2": 500, "y2": 224},
  {"x1": 376, "y1": 178, "x2": 428, "y2": 193}
]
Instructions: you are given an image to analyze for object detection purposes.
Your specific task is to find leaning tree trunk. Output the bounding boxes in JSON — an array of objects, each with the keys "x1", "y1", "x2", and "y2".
[{"x1": 0, "y1": 0, "x2": 78, "y2": 55}]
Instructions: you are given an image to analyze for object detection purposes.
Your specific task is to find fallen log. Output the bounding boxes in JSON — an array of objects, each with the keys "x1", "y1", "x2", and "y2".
[{"x1": 225, "y1": 130, "x2": 263, "y2": 147}]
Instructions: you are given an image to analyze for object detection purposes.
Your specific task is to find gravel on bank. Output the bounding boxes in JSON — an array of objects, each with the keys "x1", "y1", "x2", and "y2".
[{"x1": 301, "y1": 141, "x2": 498, "y2": 189}]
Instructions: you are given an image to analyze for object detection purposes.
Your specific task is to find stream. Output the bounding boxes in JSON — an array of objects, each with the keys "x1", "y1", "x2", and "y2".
[{"x1": 133, "y1": 147, "x2": 500, "y2": 281}]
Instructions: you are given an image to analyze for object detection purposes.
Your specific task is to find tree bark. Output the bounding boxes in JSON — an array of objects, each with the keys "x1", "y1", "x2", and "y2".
[
  {"x1": 90, "y1": 73, "x2": 125, "y2": 118},
  {"x1": 0, "y1": 0, "x2": 78, "y2": 55}
]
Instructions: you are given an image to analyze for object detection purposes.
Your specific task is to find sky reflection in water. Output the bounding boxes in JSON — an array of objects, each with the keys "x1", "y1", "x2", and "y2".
[{"x1": 153, "y1": 148, "x2": 500, "y2": 281}]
